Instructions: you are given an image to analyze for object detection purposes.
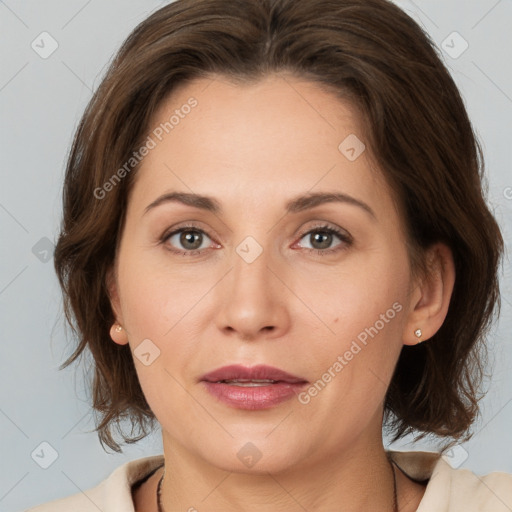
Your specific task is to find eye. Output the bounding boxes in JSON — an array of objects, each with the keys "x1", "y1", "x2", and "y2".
[
  {"x1": 161, "y1": 224, "x2": 217, "y2": 256},
  {"x1": 295, "y1": 224, "x2": 352, "y2": 255}
]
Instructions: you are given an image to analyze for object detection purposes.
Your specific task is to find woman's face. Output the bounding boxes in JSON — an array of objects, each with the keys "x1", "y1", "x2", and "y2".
[{"x1": 109, "y1": 73, "x2": 421, "y2": 472}]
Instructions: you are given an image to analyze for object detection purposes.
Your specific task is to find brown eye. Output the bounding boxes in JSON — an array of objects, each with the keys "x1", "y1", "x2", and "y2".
[
  {"x1": 176, "y1": 230, "x2": 204, "y2": 250},
  {"x1": 296, "y1": 225, "x2": 352, "y2": 254},
  {"x1": 162, "y1": 226, "x2": 215, "y2": 255}
]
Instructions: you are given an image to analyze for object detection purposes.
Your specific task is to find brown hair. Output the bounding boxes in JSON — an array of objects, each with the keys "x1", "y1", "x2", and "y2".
[{"x1": 54, "y1": 0, "x2": 504, "y2": 452}]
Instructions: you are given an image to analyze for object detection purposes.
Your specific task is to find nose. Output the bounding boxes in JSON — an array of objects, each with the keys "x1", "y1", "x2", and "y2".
[{"x1": 214, "y1": 242, "x2": 291, "y2": 342}]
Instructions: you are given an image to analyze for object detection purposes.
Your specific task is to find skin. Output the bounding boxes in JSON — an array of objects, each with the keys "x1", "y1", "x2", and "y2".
[{"x1": 107, "y1": 73, "x2": 455, "y2": 511}]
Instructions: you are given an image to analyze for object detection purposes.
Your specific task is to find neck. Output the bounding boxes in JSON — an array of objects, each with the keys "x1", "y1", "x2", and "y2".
[{"x1": 158, "y1": 434, "x2": 397, "y2": 512}]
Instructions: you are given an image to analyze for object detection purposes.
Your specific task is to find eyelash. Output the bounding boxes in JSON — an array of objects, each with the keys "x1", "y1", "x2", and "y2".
[{"x1": 159, "y1": 222, "x2": 352, "y2": 257}]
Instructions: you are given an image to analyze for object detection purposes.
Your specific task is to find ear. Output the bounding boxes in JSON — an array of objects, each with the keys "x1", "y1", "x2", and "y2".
[
  {"x1": 106, "y1": 265, "x2": 129, "y2": 346},
  {"x1": 402, "y1": 243, "x2": 456, "y2": 346}
]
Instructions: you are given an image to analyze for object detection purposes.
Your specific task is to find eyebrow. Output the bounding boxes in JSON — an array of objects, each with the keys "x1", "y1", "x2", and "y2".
[{"x1": 143, "y1": 191, "x2": 376, "y2": 220}]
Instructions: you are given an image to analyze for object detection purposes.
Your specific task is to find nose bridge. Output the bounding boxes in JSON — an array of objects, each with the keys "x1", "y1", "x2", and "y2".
[
  {"x1": 227, "y1": 196, "x2": 280, "y2": 290},
  {"x1": 214, "y1": 230, "x2": 289, "y2": 338},
  {"x1": 231, "y1": 233, "x2": 275, "y2": 302}
]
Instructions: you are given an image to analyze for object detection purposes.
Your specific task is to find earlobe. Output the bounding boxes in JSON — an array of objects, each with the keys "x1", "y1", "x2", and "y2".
[{"x1": 403, "y1": 243, "x2": 456, "y2": 346}]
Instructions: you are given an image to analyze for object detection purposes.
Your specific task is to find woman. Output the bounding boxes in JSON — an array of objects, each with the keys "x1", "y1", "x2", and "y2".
[{"x1": 27, "y1": 0, "x2": 512, "y2": 510}]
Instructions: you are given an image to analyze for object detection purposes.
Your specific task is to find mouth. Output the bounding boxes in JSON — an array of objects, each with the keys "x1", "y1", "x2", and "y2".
[
  {"x1": 200, "y1": 364, "x2": 308, "y2": 410},
  {"x1": 214, "y1": 379, "x2": 284, "y2": 387},
  {"x1": 200, "y1": 364, "x2": 308, "y2": 385}
]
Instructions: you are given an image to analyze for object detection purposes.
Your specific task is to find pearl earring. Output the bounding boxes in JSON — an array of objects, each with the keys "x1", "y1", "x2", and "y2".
[
  {"x1": 115, "y1": 325, "x2": 123, "y2": 333},
  {"x1": 414, "y1": 328, "x2": 422, "y2": 343}
]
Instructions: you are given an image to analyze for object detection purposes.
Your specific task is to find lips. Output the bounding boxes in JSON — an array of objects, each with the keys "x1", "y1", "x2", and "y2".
[
  {"x1": 200, "y1": 364, "x2": 308, "y2": 384},
  {"x1": 200, "y1": 364, "x2": 309, "y2": 410}
]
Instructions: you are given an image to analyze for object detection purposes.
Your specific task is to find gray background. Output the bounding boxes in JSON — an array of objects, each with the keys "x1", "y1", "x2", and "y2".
[{"x1": 1, "y1": 0, "x2": 511, "y2": 510}]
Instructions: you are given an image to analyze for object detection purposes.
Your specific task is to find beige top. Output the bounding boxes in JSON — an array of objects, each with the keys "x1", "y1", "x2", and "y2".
[{"x1": 25, "y1": 450, "x2": 512, "y2": 511}]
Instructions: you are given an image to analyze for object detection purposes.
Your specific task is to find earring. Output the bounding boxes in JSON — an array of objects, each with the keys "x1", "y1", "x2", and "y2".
[
  {"x1": 414, "y1": 328, "x2": 422, "y2": 343},
  {"x1": 115, "y1": 325, "x2": 123, "y2": 333}
]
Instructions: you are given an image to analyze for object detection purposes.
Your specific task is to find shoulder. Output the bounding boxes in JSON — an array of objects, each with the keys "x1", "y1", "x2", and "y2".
[
  {"x1": 388, "y1": 449, "x2": 512, "y2": 511},
  {"x1": 23, "y1": 454, "x2": 164, "y2": 512},
  {"x1": 427, "y1": 464, "x2": 512, "y2": 511}
]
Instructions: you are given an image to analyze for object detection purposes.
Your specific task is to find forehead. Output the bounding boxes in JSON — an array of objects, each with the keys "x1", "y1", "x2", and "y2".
[{"x1": 130, "y1": 74, "x2": 397, "y2": 221}]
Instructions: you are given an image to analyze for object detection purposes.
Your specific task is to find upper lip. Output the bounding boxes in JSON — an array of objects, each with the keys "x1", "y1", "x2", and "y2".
[{"x1": 200, "y1": 364, "x2": 308, "y2": 384}]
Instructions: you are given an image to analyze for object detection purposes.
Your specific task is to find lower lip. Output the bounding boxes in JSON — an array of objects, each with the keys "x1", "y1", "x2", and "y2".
[{"x1": 202, "y1": 381, "x2": 307, "y2": 410}]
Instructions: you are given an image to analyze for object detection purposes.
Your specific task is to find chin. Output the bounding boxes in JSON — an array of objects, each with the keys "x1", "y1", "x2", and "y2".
[{"x1": 196, "y1": 436, "x2": 306, "y2": 475}]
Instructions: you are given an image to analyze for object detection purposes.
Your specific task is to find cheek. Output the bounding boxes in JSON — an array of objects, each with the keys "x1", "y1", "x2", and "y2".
[
  {"x1": 118, "y1": 249, "x2": 201, "y2": 340},
  {"x1": 117, "y1": 250, "x2": 206, "y2": 397},
  {"x1": 319, "y1": 251, "x2": 407, "y2": 330},
  {"x1": 117, "y1": 260, "x2": 200, "y2": 422},
  {"x1": 304, "y1": 254, "x2": 409, "y2": 391}
]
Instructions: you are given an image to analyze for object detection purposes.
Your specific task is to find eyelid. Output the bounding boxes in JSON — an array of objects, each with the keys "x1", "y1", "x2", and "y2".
[
  {"x1": 296, "y1": 221, "x2": 352, "y2": 241},
  {"x1": 161, "y1": 220, "x2": 217, "y2": 241},
  {"x1": 160, "y1": 221, "x2": 218, "y2": 248}
]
